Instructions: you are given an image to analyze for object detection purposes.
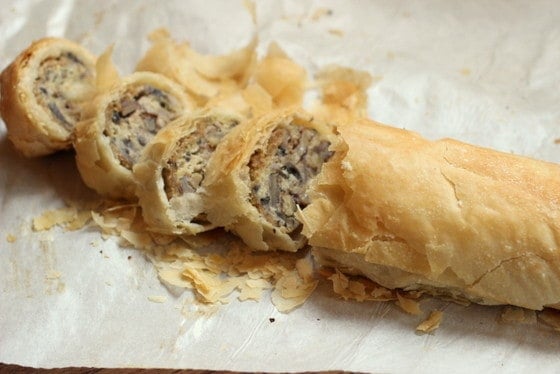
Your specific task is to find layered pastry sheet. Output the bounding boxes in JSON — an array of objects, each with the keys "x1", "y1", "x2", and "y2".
[
  {"x1": 302, "y1": 119, "x2": 560, "y2": 310},
  {"x1": 204, "y1": 109, "x2": 337, "y2": 252}
]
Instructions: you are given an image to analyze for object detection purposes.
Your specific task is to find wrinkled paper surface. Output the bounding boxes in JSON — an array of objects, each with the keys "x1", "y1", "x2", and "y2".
[{"x1": 2, "y1": 0, "x2": 560, "y2": 371}]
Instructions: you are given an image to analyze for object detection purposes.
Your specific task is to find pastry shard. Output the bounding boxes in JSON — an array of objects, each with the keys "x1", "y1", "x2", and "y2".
[
  {"x1": 136, "y1": 29, "x2": 257, "y2": 105},
  {"x1": 254, "y1": 42, "x2": 307, "y2": 108},
  {"x1": 204, "y1": 109, "x2": 337, "y2": 252},
  {"x1": 0, "y1": 38, "x2": 96, "y2": 157},
  {"x1": 134, "y1": 109, "x2": 242, "y2": 235},
  {"x1": 74, "y1": 71, "x2": 194, "y2": 200},
  {"x1": 304, "y1": 119, "x2": 560, "y2": 310}
]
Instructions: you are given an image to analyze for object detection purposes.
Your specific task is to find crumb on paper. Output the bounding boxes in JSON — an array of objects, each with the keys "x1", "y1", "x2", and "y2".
[
  {"x1": 33, "y1": 205, "x2": 92, "y2": 232},
  {"x1": 416, "y1": 310, "x2": 443, "y2": 333},
  {"x1": 328, "y1": 29, "x2": 344, "y2": 37},
  {"x1": 148, "y1": 295, "x2": 167, "y2": 303},
  {"x1": 271, "y1": 270, "x2": 318, "y2": 312},
  {"x1": 500, "y1": 306, "x2": 537, "y2": 325},
  {"x1": 45, "y1": 270, "x2": 62, "y2": 280},
  {"x1": 243, "y1": 0, "x2": 256, "y2": 24},
  {"x1": 537, "y1": 309, "x2": 560, "y2": 331},
  {"x1": 396, "y1": 293, "x2": 422, "y2": 315},
  {"x1": 33, "y1": 207, "x2": 77, "y2": 231},
  {"x1": 6, "y1": 234, "x2": 16, "y2": 243},
  {"x1": 93, "y1": 10, "x2": 105, "y2": 26},
  {"x1": 181, "y1": 301, "x2": 221, "y2": 319},
  {"x1": 64, "y1": 210, "x2": 93, "y2": 231},
  {"x1": 554, "y1": 138, "x2": 560, "y2": 144},
  {"x1": 324, "y1": 268, "x2": 396, "y2": 302},
  {"x1": 459, "y1": 68, "x2": 471, "y2": 76},
  {"x1": 238, "y1": 280, "x2": 266, "y2": 301},
  {"x1": 311, "y1": 7, "x2": 333, "y2": 21}
]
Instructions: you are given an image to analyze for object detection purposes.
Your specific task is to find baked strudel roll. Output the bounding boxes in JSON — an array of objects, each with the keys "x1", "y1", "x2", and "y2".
[
  {"x1": 134, "y1": 109, "x2": 242, "y2": 235},
  {"x1": 303, "y1": 119, "x2": 560, "y2": 310},
  {"x1": 0, "y1": 38, "x2": 96, "y2": 157},
  {"x1": 74, "y1": 72, "x2": 194, "y2": 200},
  {"x1": 204, "y1": 109, "x2": 337, "y2": 252}
]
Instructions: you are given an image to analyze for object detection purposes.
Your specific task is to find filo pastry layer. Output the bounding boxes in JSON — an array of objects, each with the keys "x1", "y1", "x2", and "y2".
[
  {"x1": 204, "y1": 109, "x2": 337, "y2": 252},
  {"x1": 303, "y1": 119, "x2": 560, "y2": 310},
  {"x1": 0, "y1": 38, "x2": 96, "y2": 157},
  {"x1": 74, "y1": 71, "x2": 195, "y2": 200},
  {"x1": 134, "y1": 109, "x2": 242, "y2": 235}
]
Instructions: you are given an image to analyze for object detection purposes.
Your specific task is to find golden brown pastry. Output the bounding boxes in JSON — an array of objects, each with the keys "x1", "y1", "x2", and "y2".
[
  {"x1": 133, "y1": 109, "x2": 242, "y2": 235},
  {"x1": 302, "y1": 119, "x2": 560, "y2": 310},
  {"x1": 0, "y1": 38, "x2": 96, "y2": 157},
  {"x1": 74, "y1": 71, "x2": 194, "y2": 200},
  {"x1": 135, "y1": 29, "x2": 257, "y2": 105},
  {"x1": 204, "y1": 108, "x2": 338, "y2": 252}
]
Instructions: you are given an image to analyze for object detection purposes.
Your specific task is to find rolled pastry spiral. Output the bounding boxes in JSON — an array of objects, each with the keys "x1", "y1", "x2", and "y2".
[
  {"x1": 304, "y1": 119, "x2": 560, "y2": 310},
  {"x1": 0, "y1": 38, "x2": 96, "y2": 157},
  {"x1": 134, "y1": 109, "x2": 242, "y2": 235},
  {"x1": 74, "y1": 71, "x2": 195, "y2": 200},
  {"x1": 204, "y1": 109, "x2": 338, "y2": 252}
]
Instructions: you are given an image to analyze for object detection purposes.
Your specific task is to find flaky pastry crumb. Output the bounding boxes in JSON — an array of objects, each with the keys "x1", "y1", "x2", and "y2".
[{"x1": 416, "y1": 310, "x2": 443, "y2": 333}]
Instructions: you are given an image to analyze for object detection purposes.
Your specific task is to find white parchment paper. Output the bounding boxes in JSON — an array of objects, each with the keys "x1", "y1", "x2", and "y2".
[{"x1": 2, "y1": 0, "x2": 560, "y2": 372}]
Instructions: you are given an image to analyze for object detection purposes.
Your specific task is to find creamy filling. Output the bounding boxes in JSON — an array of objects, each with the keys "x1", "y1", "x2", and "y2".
[
  {"x1": 33, "y1": 52, "x2": 94, "y2": 131},
  {"x1": 249, "y1": 125, "x2": 333, "y2": 236},
  {"x1": 162, "y1": 116, "x2": 240, "y2": 200},
  {"x1": 104, "y1": 85, "x2": 182, "y2": 169}
]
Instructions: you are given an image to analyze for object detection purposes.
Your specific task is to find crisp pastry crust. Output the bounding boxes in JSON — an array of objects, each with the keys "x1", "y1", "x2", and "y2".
[
  {"x1": 204, "y1": 108, "x2": 338, "y2": 252},
  {"x1": 0, "y1": 37, "x2": 96, "y2": 157},
  {"x1": 133, "y1": 109, "x2": 242, "y2": 235},
  {"x1": 74, "y1": 71, "x2": 194, "y2": 200},
  {"x1": 303, "y1": 119, "x2": 560, "y2": 310}
]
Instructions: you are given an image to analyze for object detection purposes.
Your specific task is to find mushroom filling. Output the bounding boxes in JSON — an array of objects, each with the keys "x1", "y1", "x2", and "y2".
[
  {"x1": 104, "y1": 85, "x2": 183, "y2": 169},
  {"x1": 161, "y1": 116, "x2": 240, "y2": 223},
  {"x1": 34, "y1": 52, "x2": 94, "y2": 131},
  {"x1": 249, "y1": 124, "x2": 333, "y2": 236}
]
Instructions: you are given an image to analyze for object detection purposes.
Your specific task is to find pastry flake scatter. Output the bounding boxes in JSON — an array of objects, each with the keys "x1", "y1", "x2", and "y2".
[
  {"x1": 33, "y1": 205, "x2": 93, "y2": 232},
  {"x1": 416, "y1": 310, "x2": 443, "y2": 333}
]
